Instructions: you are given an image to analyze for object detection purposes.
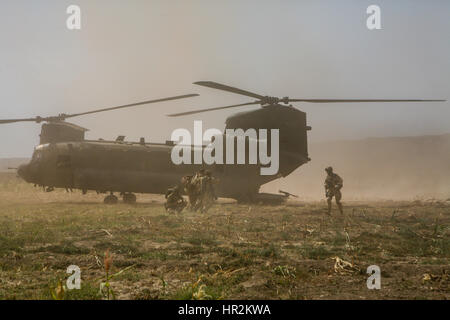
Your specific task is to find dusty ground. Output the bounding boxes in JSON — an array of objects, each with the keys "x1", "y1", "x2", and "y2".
[{"x1": 0, "y1": 172, "x2": 448, "y2": 300}]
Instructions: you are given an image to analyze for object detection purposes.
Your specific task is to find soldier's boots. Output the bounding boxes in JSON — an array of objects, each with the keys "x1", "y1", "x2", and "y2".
[
  {"x1": 326, "y1": 199, "x2": 332, "y2": 216},
  {"x1": 326, "y1": 198, "x2": 344, "y2": 216},
  {"x1": 337, "y1": 202, "x2": 344, "y2": 215}
]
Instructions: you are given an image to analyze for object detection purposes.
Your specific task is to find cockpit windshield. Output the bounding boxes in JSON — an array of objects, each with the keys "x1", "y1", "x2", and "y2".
[
  {"x1": 32, "y1": 144, "x2": 49, "y2": 162},
  {"x1": 31, "y1": 150, "x2": 43, "y2": 162}
]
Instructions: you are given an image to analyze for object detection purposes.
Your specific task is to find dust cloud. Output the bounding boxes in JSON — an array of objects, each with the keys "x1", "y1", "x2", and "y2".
[
  {"x1": 2, "y1": 134, "x2": 450, "y2": 201},
  {"x1": 263, "y1": 134, "x2": 450, "y2": 201}
]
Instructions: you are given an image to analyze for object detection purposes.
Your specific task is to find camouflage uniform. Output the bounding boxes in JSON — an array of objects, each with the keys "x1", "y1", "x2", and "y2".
[
  {"x1": 182, "y1": 174, "x2": 202, "y2": 211},
  {"x1": 164, "y1": 185, "x2": 186, "y2": 213},
  {"x1": 182, "y1": 169, "x2": 216, "y2": 213},
  {"x1": 199, "y1": 171, "x2": 217, "y2": 213},
  {"x1": 324, "y1": 167, "x2": 344, "y2": 215},
  {"x1": 204, "y1": 171, "x2": 217, "y2": 200}
]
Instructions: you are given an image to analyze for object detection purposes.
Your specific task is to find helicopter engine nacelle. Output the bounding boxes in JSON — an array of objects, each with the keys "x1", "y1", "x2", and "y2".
[{"x1": 39, "y1": 122, "x2": 88, "y2": 145}]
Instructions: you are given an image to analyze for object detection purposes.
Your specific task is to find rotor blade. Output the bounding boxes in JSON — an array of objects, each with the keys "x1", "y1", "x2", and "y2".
[
  {"x1": 0, "y1": 118, "x2": 39, "y2": 124},
  {"x1": 0, "y1": 94, "x2": 199, "y2": 124},
  {"x1": 194, "y1": 81, "x2": 265, "y2": 100},
  {"x1": 287, "y1": 99, "x2": 446, "y2": 103},
  {"x1": 167, "y1": 101, "x2": 260, "y2": 117},
  {"x1": 64, "y1": 94, "x2": 199, "y2": 119}
]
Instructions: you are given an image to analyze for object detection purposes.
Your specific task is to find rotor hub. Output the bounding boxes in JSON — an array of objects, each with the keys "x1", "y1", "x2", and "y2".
[{"x1": 259, "y1": 96, "x2": 291, "y2": 106}]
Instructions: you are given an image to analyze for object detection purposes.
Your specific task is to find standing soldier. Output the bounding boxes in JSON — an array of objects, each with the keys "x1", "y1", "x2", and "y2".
[
  {"x1": 199, "y1": 170, "x2": 217, "y2": 213},
  {"x1": 181, "y1": 175, "x2": 198, "y2": 211},
  {"x1": 204, "y1": 170, "x2": 217, "y2": 201},
  {"x1": 324, "y1": 166, "x2": 344, "y2": 215},
  {"x1": 182, "y1": 170, "x2": 205, "y2": 212},
  {"x1": 192, "y1": 169, "x2": 206, "y2": 211},
  {"x1": 193, "y1": 168, "x2": 209, "y2": 213}
]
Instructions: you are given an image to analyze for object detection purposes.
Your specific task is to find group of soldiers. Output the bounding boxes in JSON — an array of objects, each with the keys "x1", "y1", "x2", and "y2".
[
  {"x1": 164, "y1": 169, "x2": 217, "y2": 214},
  {"x1": 165, "y1": 166, "x2": 345, "y2": 216}
]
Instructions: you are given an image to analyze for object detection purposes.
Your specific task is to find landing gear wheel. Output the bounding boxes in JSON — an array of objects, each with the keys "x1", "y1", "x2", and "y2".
[
  {"x1": 104, "y1": 194, "x2": 118, "y2": 204},
  {"x1": 122, "y1": 193, "x2": 137, "y2": 204}
]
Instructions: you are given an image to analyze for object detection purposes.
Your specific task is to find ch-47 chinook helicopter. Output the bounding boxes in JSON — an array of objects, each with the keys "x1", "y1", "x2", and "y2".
[{"x1": 3, "y1": 81, "x2": 445, "y2": 204}]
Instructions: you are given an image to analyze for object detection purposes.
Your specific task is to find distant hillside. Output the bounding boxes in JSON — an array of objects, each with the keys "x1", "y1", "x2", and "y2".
[
  {"x1": 0, "y1": 158, "x2": 29, "y2": 172},
  {"x1": 263, "y1": 134, "x2": 450, "y2": 200}
]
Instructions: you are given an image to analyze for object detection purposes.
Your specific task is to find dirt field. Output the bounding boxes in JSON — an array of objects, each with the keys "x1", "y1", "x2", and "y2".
[{"x1": 0, "y1": 172, "x2": 448, "y2": 300}]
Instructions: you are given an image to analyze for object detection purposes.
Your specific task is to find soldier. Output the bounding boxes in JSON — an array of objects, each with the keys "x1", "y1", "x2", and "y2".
[
  {"x1": 204, "y1": 170, "x2": 217, "y2": 200},
  {"x1": 185, "y1": 168, "x2": 217, "y2": 213},
  {"x1": 199, "y1": 170, "x2": 217, "y2": 213},
  {"x1": 192, "y1": 169, "x2": 209, "y2": 212},
  {"x1": 324, "y1": 166, "x2": 344, "y2": 215},
  {"x1": 195, "y1": 168, "x2": 206, "y2": 182},
  {"x1": 164, "y1": 185, "x2": 187, "y2": 214},
  {"x1": 181, "y1": 175, "x2": 195, "y2": 208},
  {"x1": 181, "y1": 174, "x2": 202, "y2": 211}
]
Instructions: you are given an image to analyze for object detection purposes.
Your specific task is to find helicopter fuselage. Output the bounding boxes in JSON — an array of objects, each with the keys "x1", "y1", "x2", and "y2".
[{"x1": 18, "y1": 106, "x2": 311, "y2": 202}]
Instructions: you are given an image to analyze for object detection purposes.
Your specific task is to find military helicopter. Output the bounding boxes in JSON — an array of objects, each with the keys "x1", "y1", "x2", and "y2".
[
  {"x1": 2, "y1": 81, "x2": 445, "y2": 204},
  {"x1": 2, "y1": 93, "x2": 200, "y2": 203}
]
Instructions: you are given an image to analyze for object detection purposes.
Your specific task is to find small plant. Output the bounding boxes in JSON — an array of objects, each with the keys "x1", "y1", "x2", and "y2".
[
  {"x1": 97, "y1": 249, "x2": 135, "y2": 300},
  {"x1": 51, "y1": 279, "x2": 66, "y2": 300},
  {"x1": 99, "y1": 249, "x2": 114, "y2": 300},
  {"x1": 191, "y1": 276, "x2": 212, "y2": 300},
  {"x1": 158, "y1": 274, "x2": 168, "y2": 295},
  {"x1": 272, "y1": 265, "x2": 296, "y2": 278},
  {"x1": 192, "y1": 284, "x2": 211, "y2": 300},
  {"x1": 172, "y1": 275, "x2": 215, "y2": 300}
]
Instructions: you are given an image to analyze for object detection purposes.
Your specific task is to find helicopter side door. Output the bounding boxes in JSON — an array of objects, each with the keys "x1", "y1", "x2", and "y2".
[{"x1": 53, "y1": 145, "x2": 75, "y2": 189}]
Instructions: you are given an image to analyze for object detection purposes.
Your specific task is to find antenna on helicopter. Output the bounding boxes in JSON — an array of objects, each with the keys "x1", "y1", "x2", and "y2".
[{"x1": 166, "y1": 81, "x2": 445, "y2": 117}]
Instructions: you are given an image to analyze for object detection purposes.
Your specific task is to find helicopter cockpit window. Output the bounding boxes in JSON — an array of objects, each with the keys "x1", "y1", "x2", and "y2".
[
  {"x1": 56, "y1": 155, "x2": 72, "y2": 168},
  {"x1": 32, "y1": 151, "x2": 43, "y2": 161}
]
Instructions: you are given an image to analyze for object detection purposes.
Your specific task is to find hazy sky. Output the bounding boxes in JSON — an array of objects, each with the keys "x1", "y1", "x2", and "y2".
[{"x1": 0, "y1": 0, "x2": 449, "y2": 157}]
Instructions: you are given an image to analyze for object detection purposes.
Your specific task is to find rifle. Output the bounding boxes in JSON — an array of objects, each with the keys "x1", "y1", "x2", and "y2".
[{"x1": 279, "y1": 190, "x2": 299, "y2": 198}]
